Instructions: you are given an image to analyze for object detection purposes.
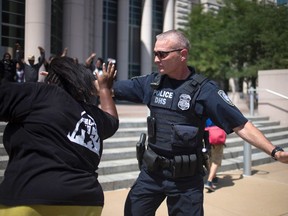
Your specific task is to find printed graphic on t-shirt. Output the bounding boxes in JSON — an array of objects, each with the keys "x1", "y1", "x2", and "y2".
[{"x1": 67, "y1": 111, "x2": 100, "y2": 155}]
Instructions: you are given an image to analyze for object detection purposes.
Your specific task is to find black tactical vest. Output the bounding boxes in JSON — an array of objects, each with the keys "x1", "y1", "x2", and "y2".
[{"x1": 148, "y1": 72, "x2": 208, "y2": 158}]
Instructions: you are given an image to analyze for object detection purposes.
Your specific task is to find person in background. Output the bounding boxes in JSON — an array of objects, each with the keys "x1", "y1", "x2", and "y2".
[
  {"x1": 204, "y1": 118, "x2": 225, "y2": 192},
  {"x1": 23, "y1": 46, "x2": 46, "y2": 82},
  {"x1": 43, "y1": 47, "x2": 68, "y2": 72},
  {"x1": 0, "y1": 43, "x2": 23, "y2": 84},
  {"x1": 110, "y1": 29, "x2": 288, "y2": 216},
  {"x1": 15, "y1": 61, "x2": 25, "y2": 83},
  {"x1": 85, "y1": 53, "x2": 104, "y2": 106},
  {"x1": 0, "y1": 52, "x2": 16, "y2": 84},
  {"x1": 85, "y1": 52, "x2": 104, "y2": 76},
  {"x1": 0, "y1": 56, "x2": 118, "y2": 216}
]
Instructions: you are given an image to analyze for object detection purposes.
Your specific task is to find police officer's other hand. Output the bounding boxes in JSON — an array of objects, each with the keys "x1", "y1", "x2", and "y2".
[{"x1": 96, "y1": 62, "x2": 116, "y2": 90}]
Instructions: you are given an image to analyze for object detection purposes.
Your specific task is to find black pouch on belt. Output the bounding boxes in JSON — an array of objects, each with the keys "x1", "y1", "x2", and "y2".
[
  {"x1": 143, "y1": 149, "x2": 159, "y2": 172},
  {"x1": 173, "y1": 154, "x2": 197, "y2": 178}
]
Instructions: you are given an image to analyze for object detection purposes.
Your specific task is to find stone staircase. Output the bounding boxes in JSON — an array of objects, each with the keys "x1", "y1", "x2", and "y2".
[{"x1": 0, "y1": 116, "x2": 288, "y2": 191}]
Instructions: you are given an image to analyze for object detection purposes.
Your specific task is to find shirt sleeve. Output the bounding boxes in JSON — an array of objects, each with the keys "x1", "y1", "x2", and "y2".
[
  {"x1": 113, "y1": 74, "x2": 155, "y2": 104},
  {"x1": 93, "y1": 108, "x2": 119, "y2": 140},
  {"x1": 102, "y1": 112, "x2": 119, "y2": 140},
  {"x1": 0, "y1": 83, "x2": 36, "y2": 122},
  {"x1": 195, "y1": 81, "x2": 248, "y2": 134}
]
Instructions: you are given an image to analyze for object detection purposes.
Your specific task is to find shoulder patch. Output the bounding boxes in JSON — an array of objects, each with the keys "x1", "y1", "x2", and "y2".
[{"x1": 217, "y1": 90, "x2": 234, "y2": 106}]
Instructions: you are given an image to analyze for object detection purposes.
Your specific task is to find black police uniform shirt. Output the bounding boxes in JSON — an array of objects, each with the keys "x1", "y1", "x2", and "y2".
[
  {"x1": 0, "y1": 82, "x2": 119, "y2": 206},
  {"x1": 113, "y1": 69, "x2": 248, "y2": 157}
]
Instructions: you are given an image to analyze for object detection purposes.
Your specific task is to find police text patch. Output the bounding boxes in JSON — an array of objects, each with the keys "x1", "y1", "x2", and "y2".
[{"x1": 151, "y1": 90, "x2": 173, "y2": 108}]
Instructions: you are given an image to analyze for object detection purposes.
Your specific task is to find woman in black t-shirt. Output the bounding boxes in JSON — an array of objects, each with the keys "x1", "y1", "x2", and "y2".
[{"x1": 0, "y1": 57, "x2": 118, "y2": 216}]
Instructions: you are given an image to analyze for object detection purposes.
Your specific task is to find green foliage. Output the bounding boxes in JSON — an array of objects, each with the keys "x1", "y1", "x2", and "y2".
[{"x1": 183, "y1": 0, "x2": 288, "y2": 83}]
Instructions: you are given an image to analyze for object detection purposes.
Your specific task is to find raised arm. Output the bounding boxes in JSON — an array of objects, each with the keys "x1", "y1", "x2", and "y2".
[
  {"x1": 95, "y1": 62, "x2": 118, "y2": 119},
  {"x1": 38, "y1": 46, "x2": 46, "y2": 66},
  {"x1": 61, "y1": 47, "x2": 68, "y2": 57},
  {"x1": 85, "y1": 53, "x2": 96, "y2": 68}
]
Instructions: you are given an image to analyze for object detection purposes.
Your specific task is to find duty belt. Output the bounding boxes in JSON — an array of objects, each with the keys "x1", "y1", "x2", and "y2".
[
  {"x1": 142, "y1": 148, "x2": 200, "y2": 178},
  {"x1": 157, "y1": 156, "x2": 172, "y2": 169}
]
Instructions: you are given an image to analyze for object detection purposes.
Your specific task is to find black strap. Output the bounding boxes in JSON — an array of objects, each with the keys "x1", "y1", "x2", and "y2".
[
  {"x1": 184, "y1": 73, "x2": 209, "y2": 110},
  {"x1": 183, "y1": 73, "x2": 208, "y2": 94}
]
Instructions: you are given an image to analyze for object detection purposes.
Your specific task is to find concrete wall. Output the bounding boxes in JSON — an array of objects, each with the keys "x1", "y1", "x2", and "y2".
[{"x1": 258, "y1": 69, "x2": 288, "y2": 126}]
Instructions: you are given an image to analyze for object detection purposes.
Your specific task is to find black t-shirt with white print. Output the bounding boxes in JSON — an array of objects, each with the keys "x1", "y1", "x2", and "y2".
[{"x1": 0, "y1": 82, "x2": 119, "y2": 206}]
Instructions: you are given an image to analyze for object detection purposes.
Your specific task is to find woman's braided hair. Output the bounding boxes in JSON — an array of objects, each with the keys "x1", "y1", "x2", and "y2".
[{"x1": 44, "y1": 56, "x2": 97, "y2": 104}]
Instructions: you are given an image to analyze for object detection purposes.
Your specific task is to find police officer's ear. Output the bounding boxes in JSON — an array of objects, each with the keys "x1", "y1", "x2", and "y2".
[{"x1": 179, "y1": 49, "x2": 188, "y2": 62}]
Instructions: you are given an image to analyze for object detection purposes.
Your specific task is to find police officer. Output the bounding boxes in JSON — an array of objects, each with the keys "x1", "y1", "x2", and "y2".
[{"x1": 112, "y1": 30, "x2": 288, "y2": 216}]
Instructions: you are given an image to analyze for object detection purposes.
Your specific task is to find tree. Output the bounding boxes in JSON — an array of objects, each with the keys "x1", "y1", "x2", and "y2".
[{"x1": 183, "y1": 0, "x2": 288, "y2": 89}]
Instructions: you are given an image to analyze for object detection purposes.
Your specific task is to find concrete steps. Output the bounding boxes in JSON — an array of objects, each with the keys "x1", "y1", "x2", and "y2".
[{"x1": 0, "y1": 116, "x2": 288, "y2": 192}]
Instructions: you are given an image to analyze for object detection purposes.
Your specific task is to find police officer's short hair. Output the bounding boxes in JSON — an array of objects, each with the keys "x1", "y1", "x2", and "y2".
[{"x1": 156, "y1": 30, "x2": 190, "y2": 52}]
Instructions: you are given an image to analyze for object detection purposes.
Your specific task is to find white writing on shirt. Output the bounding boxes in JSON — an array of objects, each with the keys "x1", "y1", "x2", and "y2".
[{"x1": 67, "y1": 111, "x2": 100, "y2": 155}]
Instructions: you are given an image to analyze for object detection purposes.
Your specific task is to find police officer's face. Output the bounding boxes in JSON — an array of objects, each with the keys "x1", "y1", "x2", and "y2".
[{"x1": 154, "y1": 39, "x2": 184, "y2": 78}]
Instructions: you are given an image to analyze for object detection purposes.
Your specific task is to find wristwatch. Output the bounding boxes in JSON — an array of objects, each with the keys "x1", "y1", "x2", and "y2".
[{"x1": 271, "y1": 146, "x2": 284, "y2": 160}]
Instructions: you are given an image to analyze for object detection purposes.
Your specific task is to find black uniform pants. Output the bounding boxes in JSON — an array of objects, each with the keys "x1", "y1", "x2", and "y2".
[{"x1": 124, "y1": 169, "x2": 204, "y2": 216}]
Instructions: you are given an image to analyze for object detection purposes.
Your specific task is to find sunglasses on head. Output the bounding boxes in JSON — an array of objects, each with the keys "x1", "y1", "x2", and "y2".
[{"x1": 153, "y1": 49, "x2": 183, "y2": 59}]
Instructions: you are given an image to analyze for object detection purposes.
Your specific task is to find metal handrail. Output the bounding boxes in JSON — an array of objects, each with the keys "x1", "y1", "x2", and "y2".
[
  {"x1": 244, "y1": 87, "x2": 288, "y2": 176},
  {"x1": 248, "y1": 87, "x2": 288, "y2": 116},
  {"x1": 262, "y1": 88, "x2": 288, "y2": 100}
]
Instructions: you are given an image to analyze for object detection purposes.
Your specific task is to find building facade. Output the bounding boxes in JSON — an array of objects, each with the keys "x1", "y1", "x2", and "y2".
[{"x1": 1, "y1": 0, "x2": 195, "y2": 80}]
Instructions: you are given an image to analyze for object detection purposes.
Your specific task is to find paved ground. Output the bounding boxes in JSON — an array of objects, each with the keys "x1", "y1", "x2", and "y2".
[
  {"x1": 102, "y1": 162, "x2": 288, "y2": 216},
  {"x1": 100, "y1": 103, "x2": 288, "y2": 216}
]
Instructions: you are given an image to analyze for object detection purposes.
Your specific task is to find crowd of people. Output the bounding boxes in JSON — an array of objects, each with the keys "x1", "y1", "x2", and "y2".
[
  {"x1": 0, "y1": 44, "x2": 104, "y2": 86},
  {"x1": 0, "y1": 43, "x2": 45, "y2": 84},
  {"x1": 0, "y1": 30, "x2": 287, "y2": 216}
]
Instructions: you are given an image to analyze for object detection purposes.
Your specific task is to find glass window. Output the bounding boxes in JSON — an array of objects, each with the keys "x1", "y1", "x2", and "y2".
[
  {"x1": 277, "y1": 0, "x2": 288, "y2": 5},
  {"x1": 51, "y1": 0, "x2": 63, "y2": 56},
  {"x1": 153, "y1": 0, "x2": 163, "y2": 31},
  {"x1": 103, "y1": 0, "x2": 118, "y2": 62},
  {"x1": 129, "y1": 0, "x2": 141, "y2": 78},
  {"x1": 129, "y1": 0, "x2": 141, "y2": 26},
  {"x1": 2, "y1": 0, "x2": 25, "y2": 14},
  {"x1": 152, "y1": 0, "x2": 163, "y2": 72},
  {"x1": 1, "y1": 0, "x2": 25, "y2": 47},
  {"x1": 129, "y1": 64, "x2": 141, "y2": 78},
  {"x1": 2, "y1": 12, "x2": 24, "y2": 26}
]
